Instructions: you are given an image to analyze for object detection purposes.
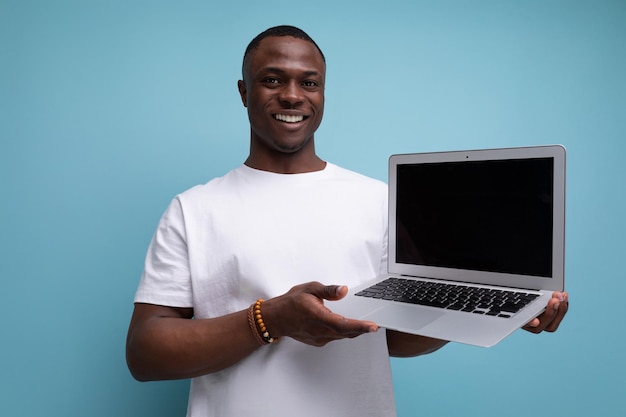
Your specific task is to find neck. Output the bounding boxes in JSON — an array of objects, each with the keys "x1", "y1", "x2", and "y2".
[
  {"x1": 244, "y1": 153, "x2": 326, "y2": 174},
  {"x1": 245, "y1": 137, "x2": 326, "y2": 174}
]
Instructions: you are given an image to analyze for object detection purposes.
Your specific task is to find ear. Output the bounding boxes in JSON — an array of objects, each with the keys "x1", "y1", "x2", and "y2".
[{"x1": 237, "y1": 80, "x2": 248, "y2": 107}]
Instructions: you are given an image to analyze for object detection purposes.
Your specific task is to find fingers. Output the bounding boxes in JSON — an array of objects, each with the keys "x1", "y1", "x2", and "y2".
[
  {"x1": 324, "y1": 313, "x2": 379, "y2": 335},
  {"x1": 523, "y1": 291, "x2": 568, "y2": 334},
  {"x1": 312, "y1": 283, "x2": 378, "y2": 333},
  {"x1": 292, "y1": 315, "x2": 379, "y2": 347},
  {"x1": 545, "y1": 292, "x2": 568, "y2": 332},
  {"x1": 308, "y1": 286, "x2": 378, "y2": 334},
  {"x1": 522, "y1": 317, "x2": 541, "y2": 332},
  {"x1": 267, "y1": 282, "x2": 379, "y2": 346}
]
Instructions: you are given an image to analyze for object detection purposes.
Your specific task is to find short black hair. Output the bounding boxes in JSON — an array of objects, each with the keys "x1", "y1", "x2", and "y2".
[{"x1": 242, "y1": 25, "x2": 326, "y2": 79}]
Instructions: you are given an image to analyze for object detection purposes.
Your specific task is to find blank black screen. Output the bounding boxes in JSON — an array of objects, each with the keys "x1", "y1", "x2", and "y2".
[{"x1": 395, "y1": 158, "x2": 553, "y2": 277}]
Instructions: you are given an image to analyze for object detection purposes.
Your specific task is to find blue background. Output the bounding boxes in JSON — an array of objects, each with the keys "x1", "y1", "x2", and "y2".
[{"x1": 1, "y1": 1, "x2": 624, "y2": 416}]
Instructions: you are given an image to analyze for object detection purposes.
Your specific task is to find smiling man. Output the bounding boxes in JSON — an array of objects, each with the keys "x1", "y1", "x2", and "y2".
[
  {"x1": 238, "y1": 28, "x2": 326, "y2": 172},
  {"x1": 126, "y1": 25, "x2": 568, "y2": 417}
]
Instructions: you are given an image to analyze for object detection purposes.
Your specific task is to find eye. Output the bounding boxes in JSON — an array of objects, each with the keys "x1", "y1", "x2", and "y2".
[
  {"x1": 262, "y1": 77, "x2": 281, "y2": 86},
  {"x1": 302, "y1": 80, "x2": 321, "y2": 90}
]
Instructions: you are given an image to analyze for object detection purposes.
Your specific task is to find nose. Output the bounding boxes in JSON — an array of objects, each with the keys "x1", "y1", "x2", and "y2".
[{"x1": 278, "y1": 80, "x2": 304, "y2": 108}]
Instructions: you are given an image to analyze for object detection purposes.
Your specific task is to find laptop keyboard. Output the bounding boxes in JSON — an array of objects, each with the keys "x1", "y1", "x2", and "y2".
[{"x1": 355, "y1": 277, "x2": 540, "y2": 318}]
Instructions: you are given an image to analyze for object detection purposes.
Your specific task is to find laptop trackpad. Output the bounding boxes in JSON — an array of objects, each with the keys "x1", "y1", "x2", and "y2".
[{"x1": 361, "y1": 304, "x2": 444, "y2": 332}]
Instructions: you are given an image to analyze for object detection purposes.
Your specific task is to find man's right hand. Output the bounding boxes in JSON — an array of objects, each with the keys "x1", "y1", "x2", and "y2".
[
  {"x1": 261, "y1": 281, "x2": 379, "y2": 347},
  {"x1": 126, "y1": 282, "x2": 378, "y2": 382}
]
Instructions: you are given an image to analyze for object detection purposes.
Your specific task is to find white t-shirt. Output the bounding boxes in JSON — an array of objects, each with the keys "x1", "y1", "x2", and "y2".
[{"x1": 135, "y1": 163, "x2": 396, "y2": 417}]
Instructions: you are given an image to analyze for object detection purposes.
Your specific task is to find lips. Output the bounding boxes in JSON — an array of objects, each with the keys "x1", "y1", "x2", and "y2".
[{"x1": 273, "y1": 114, "x2": 306, "y2": 123}]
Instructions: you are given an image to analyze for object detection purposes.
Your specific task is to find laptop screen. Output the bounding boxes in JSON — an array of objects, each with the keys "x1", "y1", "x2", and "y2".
[{"x1": 395, "y1": 157, "x2": 554, "y2": 278}]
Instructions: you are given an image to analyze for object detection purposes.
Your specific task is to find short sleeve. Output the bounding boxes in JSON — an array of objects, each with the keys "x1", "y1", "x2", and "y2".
[{"x1": 134, "y1": 197, "x2": 194, "y2": 307}]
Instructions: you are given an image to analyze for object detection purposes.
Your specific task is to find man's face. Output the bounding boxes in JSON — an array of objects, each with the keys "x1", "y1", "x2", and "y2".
[{"x1": 238, "y1": 36, "x2": 325, "y2": 155}]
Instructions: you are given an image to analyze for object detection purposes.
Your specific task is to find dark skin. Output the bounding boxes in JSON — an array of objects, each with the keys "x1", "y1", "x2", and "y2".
[
  {"x1": 238, "y1": 35, "x2": 326, "y2": 174},
  {"x1": 126, "y1": 35, "x2": 569, "y2": 381}
]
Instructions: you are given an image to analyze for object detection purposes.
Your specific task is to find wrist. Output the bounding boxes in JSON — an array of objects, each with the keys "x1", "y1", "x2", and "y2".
[{"x1": 247, "y1": 299, "x2": 279, "y2": 345}]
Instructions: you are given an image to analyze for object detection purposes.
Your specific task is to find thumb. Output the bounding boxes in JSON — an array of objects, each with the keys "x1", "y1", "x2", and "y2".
[{"x1": 320, "y1": 284, "x2": 349, "y2": 301}]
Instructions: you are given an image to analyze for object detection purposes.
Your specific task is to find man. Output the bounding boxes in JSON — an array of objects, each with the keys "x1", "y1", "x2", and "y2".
[{"x1": 126, "y1": 25, "x2": 568, "y2": 417}]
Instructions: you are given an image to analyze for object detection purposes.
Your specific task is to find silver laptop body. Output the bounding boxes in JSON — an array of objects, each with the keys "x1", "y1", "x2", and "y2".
[{"x1": 334, "y1": 145, "x2": 566, "y2": 347}]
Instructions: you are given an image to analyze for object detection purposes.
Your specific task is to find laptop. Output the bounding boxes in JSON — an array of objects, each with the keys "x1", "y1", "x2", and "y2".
[{"x1": 334, "y1": 145, "x2": 566, "y2": 347}]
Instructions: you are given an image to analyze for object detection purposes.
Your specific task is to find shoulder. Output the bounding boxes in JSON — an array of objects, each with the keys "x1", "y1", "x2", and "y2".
[
  {"x1": 327, "y1": 163, "x2": 383, "y2": 182},
  {"x1": 326, "y1": 163, "x2": 388, "y2": 193},
  {"x1": 175, "y1": 166, "x2": 247, "y2": 202}
]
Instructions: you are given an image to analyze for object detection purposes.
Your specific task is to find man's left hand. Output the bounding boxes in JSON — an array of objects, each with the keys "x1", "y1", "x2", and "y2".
[{"x1": 522, "y1": 291, "x2": 569, "y2": 333}]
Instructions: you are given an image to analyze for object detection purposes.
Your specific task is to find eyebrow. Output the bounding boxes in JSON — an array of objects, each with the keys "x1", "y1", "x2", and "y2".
[{"x1": 258, "y1": 67, "x2": 323, "y2": 78}]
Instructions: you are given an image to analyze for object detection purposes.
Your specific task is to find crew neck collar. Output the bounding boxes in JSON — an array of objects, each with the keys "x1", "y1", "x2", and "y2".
[{"x1": 239, "y1": 162, "x2": 334, "y2": 180}]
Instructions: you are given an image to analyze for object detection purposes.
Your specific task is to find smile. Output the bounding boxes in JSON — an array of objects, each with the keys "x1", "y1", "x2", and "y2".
[{"x1": 274, "y1": 114, "x2": 305, "y2": 123}]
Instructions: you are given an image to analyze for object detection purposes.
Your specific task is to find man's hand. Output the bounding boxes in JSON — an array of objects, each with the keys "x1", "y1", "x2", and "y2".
[
  {"x1": 522, "y1": 291, "x2": 569, "y2": 333},
  {"x1": 261, "y1": 282, "x2": 379, "y2": 347},
  {"x1": 126, "y1": 282, "x2": 378, "y2": 381}
]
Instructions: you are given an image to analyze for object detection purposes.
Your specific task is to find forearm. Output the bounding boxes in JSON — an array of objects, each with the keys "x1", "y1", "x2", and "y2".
[
  {"x1": 126, "y1": 304, "x2": 260, "y2": 381},
  {"x1": 126, "y1": 283, "x2": 381, "y2": 381},
  {"x1": 386, "y1": 330, "x2": 448, "y2": 357}
]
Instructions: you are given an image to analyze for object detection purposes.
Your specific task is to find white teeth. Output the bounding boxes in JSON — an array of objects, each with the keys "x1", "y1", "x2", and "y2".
[{"x1": 274, "y1": 114, "x2": 304, "y2": 123}]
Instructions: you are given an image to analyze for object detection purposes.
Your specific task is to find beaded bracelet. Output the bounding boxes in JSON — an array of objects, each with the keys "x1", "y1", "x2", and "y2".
[
  {"x1": 247, "y1": 303, "x2": 267, "y2": 346},
  {"x1": 249, "y1": 299, "x2": 279, "y2": 345}
]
